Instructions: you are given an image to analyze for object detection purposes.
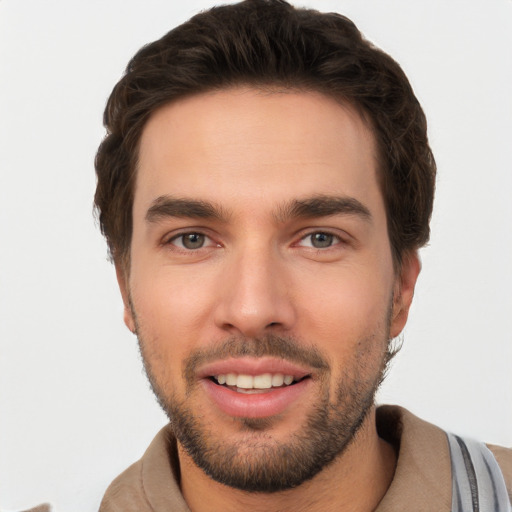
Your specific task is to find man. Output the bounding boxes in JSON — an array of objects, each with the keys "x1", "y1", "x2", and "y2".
[{"x1": 94, "y1": 1, "x2": 511, "y2": 510}]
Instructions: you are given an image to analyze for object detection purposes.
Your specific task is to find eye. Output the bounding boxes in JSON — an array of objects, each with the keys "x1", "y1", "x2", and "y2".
[
  {"x1": 298, "y1": 232, "x2": 340, "y2": 249},
  {"x1": 170, "y1": 232, "x2": 211, "y2": 250}
]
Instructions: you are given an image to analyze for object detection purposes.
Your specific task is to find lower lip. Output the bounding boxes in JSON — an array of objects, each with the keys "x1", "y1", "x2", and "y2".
[{"x1": 201, "y1": 378, "x2": 311, "y2": 418}]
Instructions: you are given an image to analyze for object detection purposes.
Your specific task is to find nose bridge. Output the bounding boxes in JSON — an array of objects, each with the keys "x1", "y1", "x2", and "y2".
[{"x1": 214, "y1": 239, "x2": 294, "y2": 336}]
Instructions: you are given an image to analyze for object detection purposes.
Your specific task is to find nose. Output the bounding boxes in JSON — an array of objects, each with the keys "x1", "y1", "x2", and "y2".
[{"x1": 213, "y1": 245, "x2": 296, "y2": 338}]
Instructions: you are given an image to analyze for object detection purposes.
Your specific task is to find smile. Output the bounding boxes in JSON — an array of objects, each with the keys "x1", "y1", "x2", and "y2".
[
  {"x1": 212, "y1": 373, "x2": 300, "y2": 391},
  {"x1": 198, "y1": 360, "x2": 313, "y2": 418}
]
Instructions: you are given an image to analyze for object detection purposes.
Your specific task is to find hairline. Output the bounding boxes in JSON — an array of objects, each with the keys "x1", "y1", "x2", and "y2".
[{"x1": 116, "y1": 82, "x2": 401, "y2": 276}]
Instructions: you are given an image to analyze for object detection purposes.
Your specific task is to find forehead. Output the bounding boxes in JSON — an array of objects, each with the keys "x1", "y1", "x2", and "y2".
[{"x1": 136, "y1": 88, "x2": 382, "y2": 218}]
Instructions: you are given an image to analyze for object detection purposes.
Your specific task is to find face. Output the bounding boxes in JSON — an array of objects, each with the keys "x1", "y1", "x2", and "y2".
[{"x1": 118, "y1": 88, "x2": 418, "y2": 492}]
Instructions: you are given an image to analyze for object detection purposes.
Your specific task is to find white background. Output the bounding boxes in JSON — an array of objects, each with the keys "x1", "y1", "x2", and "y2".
[{"x1": 1, "y1": 1, "x2": 511, "y2": 510}]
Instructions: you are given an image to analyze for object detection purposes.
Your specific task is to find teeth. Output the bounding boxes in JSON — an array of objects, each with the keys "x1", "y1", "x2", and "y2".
[
  {"x1": 271, "y1": 374, "x2": 284, "y2": 386},
  {"x1": 214, "y1": 372, "x2": 296, "y2": 389},
  {"x1": 236, "y1": 374, "x2": 254, "y2": 389},
  {"x1": 226, "y1": 373, "x2": 237, "y2": 386},
  {"x1": 253, "y1": 374, "x2": 272, "y2": 389}
]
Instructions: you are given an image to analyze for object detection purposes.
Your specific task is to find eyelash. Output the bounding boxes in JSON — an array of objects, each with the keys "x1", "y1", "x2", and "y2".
[
  {"x1": 165, "y1": 231, "x2": 218, "y2": 251},
  {"x1": 296, "y1": 231, "x2": 344, "y2": 250},
  {"x1": 164, "y1": 229, "x2": 346, "y2": 253}
]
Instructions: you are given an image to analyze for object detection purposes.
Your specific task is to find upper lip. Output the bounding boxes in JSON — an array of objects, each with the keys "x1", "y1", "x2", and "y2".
[{"x1": 197, "y1": 357, "x2": 312, "y2": 380}]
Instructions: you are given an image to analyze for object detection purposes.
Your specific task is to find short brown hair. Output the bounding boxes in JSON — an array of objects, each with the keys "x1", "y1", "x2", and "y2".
[{"x1": 94, "y1": 0, "x2": 436, "y2": 268}]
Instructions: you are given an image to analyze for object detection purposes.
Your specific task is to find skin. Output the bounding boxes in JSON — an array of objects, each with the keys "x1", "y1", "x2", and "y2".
[{"x1": 117, "y1": 88, "x2": 420, "y2": 511}]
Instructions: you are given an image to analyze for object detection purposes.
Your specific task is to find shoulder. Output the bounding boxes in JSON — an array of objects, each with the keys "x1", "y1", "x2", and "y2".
[
  {"x1": 99, "y1": 459, "x2": 151, "y2": 512},
  {"x1": 487, "y1": 443, "x2": 512, "y2": 502},
  {"x1": 375, "y1": 405, "x2": 453, "y2": 510},
  {"x1": 98, "y1": 425, "x2": 187, "y2": 512},
  {"x1": 376, "y1": 405, "x2": 512, "y2": 509}
]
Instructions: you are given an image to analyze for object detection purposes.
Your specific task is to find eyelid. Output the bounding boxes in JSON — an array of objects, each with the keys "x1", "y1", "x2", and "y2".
[
  {"x1": 163, "y1": 229, "x2": 220, "y2": 249},
  {"x1": 298, "y1": 234, "x2": 338, "y2": 249},
  {"x1": 294, "y1": 228, "x2": 348, "y2": 248}
]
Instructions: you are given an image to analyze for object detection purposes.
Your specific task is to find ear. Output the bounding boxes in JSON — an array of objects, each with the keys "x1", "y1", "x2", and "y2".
[
  {"x1": 390, "y1": 251, "x2": 421, "y2": 338},
  {"x1": 115, "y1": 262, "x2": 136, "y2": 334}
]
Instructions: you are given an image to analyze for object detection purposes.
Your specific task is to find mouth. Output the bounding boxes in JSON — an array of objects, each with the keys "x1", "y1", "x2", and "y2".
[
  {"x1": 197, "y1": 358, "x2": 314, "y2": 418},
  {"x1": 210, "y1": 373, "x2": 308, "y2": 394}
]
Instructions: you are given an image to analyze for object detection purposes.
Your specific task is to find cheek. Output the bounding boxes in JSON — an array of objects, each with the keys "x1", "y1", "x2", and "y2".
[
  {"x1": 132, "y1": 255, "x2": 214, "y2": 320},
  {"x1": 129, "y1": 267, "x2": 217, "y2": 375},
  {"x1": 297, "y1": 263, "x2": 393, "y2": 353}
]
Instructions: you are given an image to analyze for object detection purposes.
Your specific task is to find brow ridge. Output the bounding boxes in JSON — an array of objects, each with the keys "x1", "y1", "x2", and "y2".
[
  {"x1": 145, "y1": 194, "x2": 371, "y2": 225},
  {"x1": 145, "y1": 196, "x2": 227, "y2": 223},
  {"x1": 274, "y1": 195, "x2": 372, "y2": 223}
]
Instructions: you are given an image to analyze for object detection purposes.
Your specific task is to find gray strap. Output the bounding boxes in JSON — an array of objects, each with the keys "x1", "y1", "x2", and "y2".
[{"x1": 447, "y1": 432, "x2": 511, "y2": 512}]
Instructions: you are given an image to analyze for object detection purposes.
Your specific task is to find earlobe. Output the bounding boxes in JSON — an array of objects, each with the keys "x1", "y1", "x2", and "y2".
[
  {"x1": 390, "y1": 252, "x2": 421, "y2": 339},
  {"x1": 123, "y1": 308, "x2": 136, "y2": 334},
  {"x1": 115, "y1": 262, "x2": 136, "y2": 334}
]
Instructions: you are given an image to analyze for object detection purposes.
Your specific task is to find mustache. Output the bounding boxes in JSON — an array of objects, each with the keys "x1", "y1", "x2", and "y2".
[{"x1": 183, "y1": 334, "x2": 329, "y2": 384}]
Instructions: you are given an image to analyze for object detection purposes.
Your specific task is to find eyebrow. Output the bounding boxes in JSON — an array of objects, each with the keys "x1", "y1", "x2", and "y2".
[
  {"x1": 146, "y1": 196, "x2": 228, "y2": 223},
  {"x1": 274, "y1": 195, "x2": 372, "y2": 223},
  {"x1": 145, "y1": 194, "x2": 372, "y2": 224}
]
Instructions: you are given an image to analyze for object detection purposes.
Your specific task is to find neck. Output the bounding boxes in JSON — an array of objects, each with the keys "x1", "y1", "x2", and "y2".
[{"x1": 178, "y1": 407, "x2": 396, "y2": 512}]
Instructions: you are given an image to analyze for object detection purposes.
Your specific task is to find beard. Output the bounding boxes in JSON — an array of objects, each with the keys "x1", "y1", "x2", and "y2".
[{"x1": 135, "y1": 322, "x2": 393, "y2": 493}]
